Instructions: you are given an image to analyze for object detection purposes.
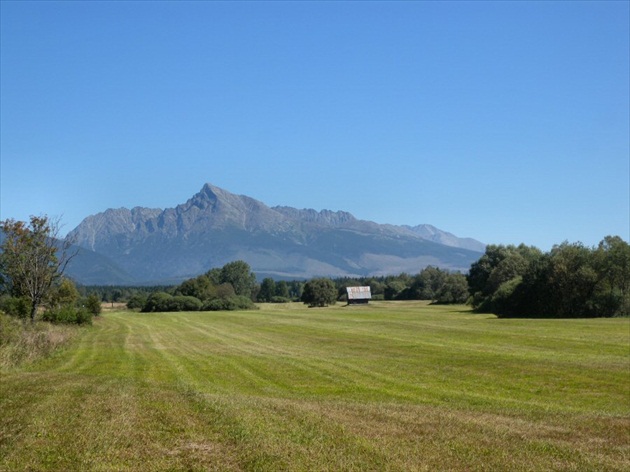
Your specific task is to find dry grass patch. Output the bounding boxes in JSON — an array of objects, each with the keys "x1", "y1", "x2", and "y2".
[{"x1": 0, "y1": 313, "x2": 78, "y2": 368}]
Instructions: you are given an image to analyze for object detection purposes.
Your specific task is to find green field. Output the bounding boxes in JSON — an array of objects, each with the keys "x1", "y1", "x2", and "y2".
[{"x1": 1, "y1": 301, "x2": 628, "y2": 471}]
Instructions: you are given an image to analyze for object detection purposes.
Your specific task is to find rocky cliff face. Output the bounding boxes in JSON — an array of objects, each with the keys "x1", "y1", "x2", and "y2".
[{"x1": 68, "y1": 183, "x2": 485, "y2": 284}]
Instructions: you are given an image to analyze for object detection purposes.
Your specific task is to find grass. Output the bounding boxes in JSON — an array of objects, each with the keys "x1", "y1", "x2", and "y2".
[
  {"x1": 0, "y1": 301, "x2": 628, "y2": 471},
  {"x1": 0, "y1": 313, "x2": 79, "y2": 369}
]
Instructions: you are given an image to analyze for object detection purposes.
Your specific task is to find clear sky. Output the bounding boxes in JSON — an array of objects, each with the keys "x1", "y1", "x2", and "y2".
[{"x1": 1, "y1": 1, "x2": 628, "y2": 250}]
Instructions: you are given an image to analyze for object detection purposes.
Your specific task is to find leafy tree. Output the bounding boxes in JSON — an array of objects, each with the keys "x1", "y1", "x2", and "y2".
[
  {"x1": 384, "y1": 280, "x2": 407, "y2": 300},
  {"x1": 301, "y1": 278, "x2": 337, "y2": 307},
  {"x1": 546, "y1": 242, "x2": 599, "y2": 317},
  {"x1": 219, "y1": 261, "x2": 257, "y2": 298},
  {"x1": 286, "y1": 281, "x2": 304, "y2": 300},
  {"x1": 408, "y1": 266, "x2": 448, "y2": 300},
  {"x1": 469, "y1": 236, "x2": 629, "y2": 318},
  {"x1": 105, "y1": 288, "x2": 123, "y2": 307},
  {"x1": 216, "y1": 283, "x2": 236, "y2": 299},
  {"x1": 85, "y1": 293, "x2": 102, "y2": 316},
  {"x1": 275, "y1": 280, "x2": 290, "y2": 299},
  {"x1": 0, "y1": 216, "x2": 76, "y2": 322},
  {"x1": 468, "y1": 244, "x2": 542, "y2": 311},
  {"x1": 175, "y1": 274, "x2": 216, "y2": 301},
  {"x1": 205, "y1": 268, "x2": 222, "y2": 285},
  {"x1": 435, "y1": 273, "x2": 469, "y2": 304},
  {"x1": 258, "y1": 278, "x2": 276, "y2": 302},
  {"x1": 592, "y1": 236, "x2": 630, "y2": 315},
  {"x1": 48, "y1": 278, "x2": 80, "y2": 309},
  {"x1": 127, "y1": 293, "x2": 148, "y2": 310},
  {"x1": 366, "y1": 279, "x2": 385, "y2": 299}
]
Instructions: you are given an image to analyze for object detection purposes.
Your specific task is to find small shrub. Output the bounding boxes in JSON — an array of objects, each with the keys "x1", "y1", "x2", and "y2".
[
  {"x1": 169, "y1": 295, "x2": 202, "y2": 312},
  {"x1": 0, "y1": 296, "x2": 29, "y2": 319},
  {"x1": 42, "y1": 305, "x2": 93, "y2": 325},
  {"x1": 85, "y1": 294, "x2": 102, "y2": 316},
  {"x1": 202, "y1": 296, "x2": 257, "y2": 311}
]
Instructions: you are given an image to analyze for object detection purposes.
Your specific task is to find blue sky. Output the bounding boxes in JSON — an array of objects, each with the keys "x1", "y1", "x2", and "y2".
[{"x1": 1, "y1": 1, "x2": 628, "y2": 250}]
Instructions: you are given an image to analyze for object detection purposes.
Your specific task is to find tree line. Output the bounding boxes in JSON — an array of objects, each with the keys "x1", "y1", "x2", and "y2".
[
  {"x1": 1, "y1": 216, "x2": 628, "y2": 319},
  {"x1": 468, "y1": 236, "x2": 629, "y2": 317}
]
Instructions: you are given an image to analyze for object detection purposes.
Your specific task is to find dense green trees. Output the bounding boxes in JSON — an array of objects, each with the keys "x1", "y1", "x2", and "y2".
[
  {"x1": 219, "y1": 261, "x2": 257, "y2": 298},
  {"x1": 468, "y1": 244, "x2": 543, "y2": 312},
  {"x1": 301, "y1": 278, "x2": 337, "y2": 307},
  {"x1": 257, "y1": 278, "x2": 276, "y2": 303},
  {"x1": 468, "y1": 237, "x2": 629, "y2": 317},
  {"x1": 257, "y1": 278, "x2": 297, "y2": 303},
  {"x1": 434, "y1": 273, "x2": 469, "y2": 304},
  {"x1": 137, "y1": 261, "x2": 258, "y2": 312},
  {"x1": 378, "y1": 268, "x2": 468, "y2": 304},
  {"x1": 48, "y1": 278, "x2": 80, "y2": 309}
]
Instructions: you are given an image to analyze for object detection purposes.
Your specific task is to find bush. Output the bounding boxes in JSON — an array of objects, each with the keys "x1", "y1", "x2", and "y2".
[
  {"x1": 84, "y1": 294, "x2": 102, "y2": 316},
  {"x1": 127, "y1": 294, "x2": 147, "y2": 310},
  {"x1": 202, "y1": 296, "x2": 257, "y2": 311},
  {"x1": 169, "y1": 295, "x2": 202, "y2": 312},
  {"x1": 142, "y1": 292, "x2": 173, "y2": 312},
  {"x1": 42, "y1": 305, "x2": 93, "y2": 325},
  {"x1": 0, "y1": 296, "x2": 29, "y2": 319}
]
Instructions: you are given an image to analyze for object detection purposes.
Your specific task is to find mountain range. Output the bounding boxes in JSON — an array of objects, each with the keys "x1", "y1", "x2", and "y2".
[{"x1": 65, "y1": 183, "x2": 485, "y2": 285}]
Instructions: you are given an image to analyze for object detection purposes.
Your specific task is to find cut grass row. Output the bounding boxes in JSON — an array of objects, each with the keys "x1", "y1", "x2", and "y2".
[{"x1": 1, "y1": 301, "x2": 628, "y2": 471}]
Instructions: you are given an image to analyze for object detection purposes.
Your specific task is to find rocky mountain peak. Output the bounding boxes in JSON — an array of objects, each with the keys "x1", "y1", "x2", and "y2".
[
  {"x1": 272, "y1": 206, "x2": 356, "y2": 227},
  {"x1": 67, "y1": 183, "x2": 485, "y2": 284}
]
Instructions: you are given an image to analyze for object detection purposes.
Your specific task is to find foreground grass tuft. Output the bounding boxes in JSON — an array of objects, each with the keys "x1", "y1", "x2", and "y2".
[
  {"x1": 0, "y1": 312, "x2": 79, "y2": 368},
  {"x1": 1, "y1": 302, "x2": 628, "y2": 471}
]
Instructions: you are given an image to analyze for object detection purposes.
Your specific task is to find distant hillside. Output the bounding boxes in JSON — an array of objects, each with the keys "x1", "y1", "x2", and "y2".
[
  {"x1": 404, "y1": 224, "x2": 486, "y2": 252},
  {"x1": 64, "y1": 245, "x2": 136, "y2": 286},
  {"x1": 67, "y1": 183, "x2": 485, "y2": 284}
]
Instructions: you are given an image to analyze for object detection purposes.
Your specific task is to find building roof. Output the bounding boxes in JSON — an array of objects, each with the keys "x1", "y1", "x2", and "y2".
[{"x1": 346, "y1": 286, "x2": 372, "y2": 300}]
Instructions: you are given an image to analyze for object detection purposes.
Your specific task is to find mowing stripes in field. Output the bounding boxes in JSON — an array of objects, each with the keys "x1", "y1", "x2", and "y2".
[{"x1": 1, "y1": 301, "x2": 628, "y2": 471}]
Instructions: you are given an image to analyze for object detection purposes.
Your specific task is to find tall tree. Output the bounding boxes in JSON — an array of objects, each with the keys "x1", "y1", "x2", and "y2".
[
  {"x1": 48, "y1": 278, "x2": 80, "y2": 309},
  {"x1": 275, "y1": 280, "x2": 290, "y2": 299},
  {"x1": 258, "y1": 277, "x2": 276, "y2": 302},
  {"x1": 0, "y1": 216, "x2": 76, "y2": 322},
  {"x1": 219, "y1": 260, "x2": 257, "y2": 298}
]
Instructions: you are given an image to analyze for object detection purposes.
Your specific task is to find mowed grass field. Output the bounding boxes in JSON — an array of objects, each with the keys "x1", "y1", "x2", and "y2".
[{"x1": 1, "y1": 301, "x2": 628, "y2": 471}]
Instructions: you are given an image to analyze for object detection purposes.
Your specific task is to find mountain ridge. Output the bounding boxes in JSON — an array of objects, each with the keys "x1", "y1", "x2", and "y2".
[{"x1": 67, "y1": 183, "x2": 485, "y2": 284}]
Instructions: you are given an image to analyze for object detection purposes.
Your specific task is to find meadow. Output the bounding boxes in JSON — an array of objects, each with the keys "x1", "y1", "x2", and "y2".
[{"x1": 1, "y1": 301, "x2": 628, "y2": 471}]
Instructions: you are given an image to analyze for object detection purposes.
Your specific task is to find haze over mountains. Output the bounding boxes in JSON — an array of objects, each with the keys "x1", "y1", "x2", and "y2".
[{"x1": 66, "y1": 183, "x2": 485, "y2": 285}]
